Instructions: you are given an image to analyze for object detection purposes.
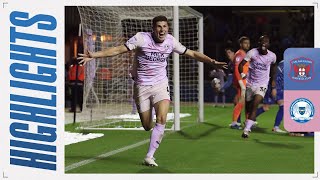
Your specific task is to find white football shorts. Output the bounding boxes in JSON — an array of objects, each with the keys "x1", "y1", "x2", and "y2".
[{"x1": 133, "y1": 79, "x2": 170, "y2": 113}]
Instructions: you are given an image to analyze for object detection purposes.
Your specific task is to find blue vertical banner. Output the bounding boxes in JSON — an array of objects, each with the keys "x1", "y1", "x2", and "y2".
[
  {"x1": 0, "y1": 0, "x2": 64, "y2": 179},
  {"x1": 284, "y1": 48, "x2": 320, "y2": 132}
]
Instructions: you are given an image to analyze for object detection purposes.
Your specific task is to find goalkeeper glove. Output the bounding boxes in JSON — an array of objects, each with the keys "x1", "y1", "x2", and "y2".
[{"x1": 240, "y1": 73, "x2": 246, "y2": 79}]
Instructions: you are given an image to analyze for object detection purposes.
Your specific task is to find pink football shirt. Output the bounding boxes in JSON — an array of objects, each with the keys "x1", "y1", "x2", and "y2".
[
  {"x1": 244, "y1": 48, "x2": 276, "y2": 87},
  {"x1": 125, "y1": 32, "x2": 187, "y2": 85}
]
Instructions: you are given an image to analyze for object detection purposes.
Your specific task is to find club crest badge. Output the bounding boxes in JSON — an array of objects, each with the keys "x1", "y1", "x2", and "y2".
[
  {"x1": 290, "y1": 98, "x2": 315, "y2": 123},
  {"x1": 289, "y1": 57, "x2": 314, "y2": 81},
  {"x1": 164, "y1": 44, "x2": 169, "y2": 50}
]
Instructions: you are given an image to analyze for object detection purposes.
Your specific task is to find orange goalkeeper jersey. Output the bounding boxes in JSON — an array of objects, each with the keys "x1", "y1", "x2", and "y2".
[{"x1": 233, "y1": 49, "x2": 249, "y2": 87}]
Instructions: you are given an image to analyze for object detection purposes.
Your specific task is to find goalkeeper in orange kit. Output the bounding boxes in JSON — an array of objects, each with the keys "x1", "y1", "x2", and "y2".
[{"x1": 230, "y1": 36, "x2": 250, "y2": 129}]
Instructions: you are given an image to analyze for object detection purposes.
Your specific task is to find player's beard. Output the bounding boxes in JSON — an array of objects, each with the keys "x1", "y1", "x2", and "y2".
[
  {"x1": 243, "y1": 47, "x2": 250, "y2": 52},
  {"x1": 240, "y1": 44, "x2": 250, "y2": 52},
  {"x1": 259, "y1": 46, "x2": 268, "y2": 55},
  {"x1": 258, "y1": 47, "x2": 268, "y2": 55}
]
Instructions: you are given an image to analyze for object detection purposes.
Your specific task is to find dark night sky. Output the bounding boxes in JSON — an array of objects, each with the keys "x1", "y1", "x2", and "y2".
[{"x1": 65, "y1": 6, "x2": 314, "y2": 80}]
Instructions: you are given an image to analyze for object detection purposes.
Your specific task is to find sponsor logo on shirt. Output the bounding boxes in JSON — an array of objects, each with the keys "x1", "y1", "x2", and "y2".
[
  {"x1": 144, "y1": 52, "x2": 169, "y2": 62},
  {"x1": 251, "y1": 61, "x2": 268, "y2": 71}
]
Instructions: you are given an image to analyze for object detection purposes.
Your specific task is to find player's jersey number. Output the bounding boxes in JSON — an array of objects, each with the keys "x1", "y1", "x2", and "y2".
[{"x1": 259, "y1": 87, "x2": 267, "y2": 93}]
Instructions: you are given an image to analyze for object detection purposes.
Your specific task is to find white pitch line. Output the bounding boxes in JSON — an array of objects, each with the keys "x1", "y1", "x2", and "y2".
[
  {"x1": 166, "y1": 138, "x2": 314, "y2": 144},
  {"x1": 65, "y1": 114, "x2": 226, "y2": 172},
  {"x1": 65, "y1": 139, "x2": 150, "y2": 172}
]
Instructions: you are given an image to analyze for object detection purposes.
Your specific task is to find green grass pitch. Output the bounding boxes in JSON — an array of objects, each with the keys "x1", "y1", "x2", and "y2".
[{"x1": 65, "y1": 105, "x2": 314, "y2": 173}]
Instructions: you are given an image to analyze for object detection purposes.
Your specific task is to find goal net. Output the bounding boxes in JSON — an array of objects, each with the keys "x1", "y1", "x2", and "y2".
[{"x1": 75, "y1": 6, "x2": 203, "y2": 130}]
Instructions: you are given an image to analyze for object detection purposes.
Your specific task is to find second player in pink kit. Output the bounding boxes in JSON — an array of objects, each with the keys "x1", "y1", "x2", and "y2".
[
  {"x1": 245, "y1": 49, "x2": 276, "y2": 89},
  {"x1": 238, "y1": 35, "x2": 277, "y2": 138},
  {"x1": 78, "y1": 16, "x2": 226, "y2": 166}
]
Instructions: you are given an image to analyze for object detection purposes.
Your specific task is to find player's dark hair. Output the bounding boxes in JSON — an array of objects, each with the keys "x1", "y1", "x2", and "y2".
[
  {"x1": 238, "y1": 36, "x2": 250, "y2": 44},
  {"x1": 152, "y1": 15, "x2": 168, "y2": 27},
  {"x1": 259, "y1": 35, "x2": 269, "y2": 43}
]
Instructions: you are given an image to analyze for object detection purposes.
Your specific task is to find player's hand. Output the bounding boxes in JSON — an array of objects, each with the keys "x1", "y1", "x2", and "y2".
[
  {"x1": 240, "y1": 73, "x2": 247, "y2": 79},
  {"x1": 213, "y1": 60, "x2": 228, "y2": 69},
  {"x1": 77, "y1": 51, "x2": 95, "y2": 65},
  {"x1": 221, "y1": 65, "x2": 228, "y2": 70},
  {"x1": 238, "y1": 79, "x2": 246, "y2": 100}
]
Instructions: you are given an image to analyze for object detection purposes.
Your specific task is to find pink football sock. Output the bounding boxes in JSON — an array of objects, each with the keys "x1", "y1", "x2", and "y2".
[
  {"x1": 244, "y1": 119, "x2": 255, "y2": 131},
  {"x1": 146, "y1": 123, "x2": 165, "y2": 158}
]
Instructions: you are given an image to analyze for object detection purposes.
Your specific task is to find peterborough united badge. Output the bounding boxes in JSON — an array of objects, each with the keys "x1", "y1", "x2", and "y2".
[
  {"x1": 290, "y1": 98, "x2": 315, "y2": 123},
  {"x1": 164, "y1": 44, "x2": 169, "y2": 50},
  {"x1": 289, "y1": 57, "x2": 314, "y2": 81}
]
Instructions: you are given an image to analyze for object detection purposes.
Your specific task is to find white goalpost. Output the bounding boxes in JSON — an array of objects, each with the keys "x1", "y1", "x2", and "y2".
[{"x1": 76, "y1": 6, "x2": 204, "y2": 131}]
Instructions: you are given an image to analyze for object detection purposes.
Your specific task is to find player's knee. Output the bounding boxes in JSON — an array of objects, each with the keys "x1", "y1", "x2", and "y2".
[
  {"x1": 141, "y1": 118, "x2": 153, "y2": 131},
  {"x1": 156, "y1": 115, "x2": 167, "y2": 125},
  {"x1": 143, "y1": 127, "x2": 152, "y2": 131},
  {"x1": 142, "y1": 123, "x2": 152, "y2": 131}
]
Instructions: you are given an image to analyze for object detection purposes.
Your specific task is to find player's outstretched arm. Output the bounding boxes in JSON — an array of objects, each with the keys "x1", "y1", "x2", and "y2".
[
  {"x1": 78, "y1": 45, "x2": 129, "y2": 65},
  {"x1": 184, "y1": 49, "x2": 227, "y2": 69}
]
